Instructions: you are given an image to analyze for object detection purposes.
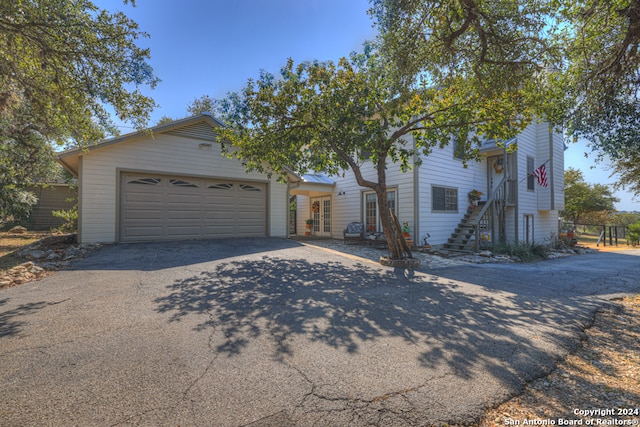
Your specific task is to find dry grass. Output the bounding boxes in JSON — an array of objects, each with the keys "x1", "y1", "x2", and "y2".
[
  {"x1": 0, "y1": 232, "x2": 47, "y2": 272},
  {"x1": 576, "y1": 231, "x2": 636, "y2": 252},
  {"x1": 478, "y1": 294, "x2": 640, "y2": 426}
]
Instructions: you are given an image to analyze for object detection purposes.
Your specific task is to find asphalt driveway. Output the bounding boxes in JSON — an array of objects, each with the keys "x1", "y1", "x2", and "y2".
[{"x1": 1, "y1": 238, "x2": 639, "y2": 426}]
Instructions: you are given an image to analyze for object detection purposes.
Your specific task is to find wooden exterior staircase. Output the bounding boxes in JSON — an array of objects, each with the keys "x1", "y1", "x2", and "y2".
[
  {"x1": 443, "y1": 204, "x2": 485, "y2": 253},
  {"x1": 443, "y1": 174, "x2": 516, "y2": 254}
]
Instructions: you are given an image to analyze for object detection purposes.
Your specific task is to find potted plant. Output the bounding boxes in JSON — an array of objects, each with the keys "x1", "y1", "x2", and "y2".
[
  {"x1": 305, "y1": 219, "x2": 313, "y2": 236},
  {"x1": 468, "y1": 189, "x2": 483, "y2": 207},
  {"x1": 402, "y1": 222, "x2": 413, "y2": 247}
]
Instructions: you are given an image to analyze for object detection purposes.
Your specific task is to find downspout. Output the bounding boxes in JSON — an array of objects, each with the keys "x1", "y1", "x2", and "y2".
[
  {"x1": 513, "y1": 149, "x2": 519, "y2": 242},
  {"x1": 77, "y1": 156, "x2": 83, "y2": 244},
  {"x1": 548, "y1": 125, "x2": 555, "y2": 210},
  {"x1": 503, "y1": 144, "x2": 508, "y2": 243},
  {"x1": 287, "y1": 179, "x2": 303, "y2": 238},
  {"x1": 413, "y1": 136, "x2": 420, "y2": 247}
]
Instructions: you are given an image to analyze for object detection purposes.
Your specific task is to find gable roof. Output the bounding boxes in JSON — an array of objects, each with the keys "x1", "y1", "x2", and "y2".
[{"x1": 56, "y1": 113, "x2": 225, "y2": 176}]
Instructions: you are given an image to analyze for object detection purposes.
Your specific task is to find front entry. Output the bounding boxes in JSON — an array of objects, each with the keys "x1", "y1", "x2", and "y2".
[{"x1": 311, "y1": 196, "x2": 331, "y2": 237}]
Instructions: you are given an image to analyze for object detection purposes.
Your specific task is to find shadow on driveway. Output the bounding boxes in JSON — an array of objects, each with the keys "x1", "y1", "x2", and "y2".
[
  {"x1": 154, "y1": 254, "x2": 605, "y2": 385},
  {"x1": 0, "y1": 297, "x2": 69, "y2": 338},
  {"x1": 71, "y1": 237, "x2": 303, "y2": 271}
]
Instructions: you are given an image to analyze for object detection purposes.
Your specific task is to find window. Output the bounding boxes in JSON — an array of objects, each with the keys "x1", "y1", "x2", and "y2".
[
  {"x1": 363, "y1": 189, "x2": 397, "y2": 233},
  {"x1": 128, "y1": 177, "x2": 161, "y2": 185},
  {"x1": 239, "y1": 184, "x2": 262, "y2": 192},
  {"x1": 208, "y1": 183, "x2": 233, "y2": 190},
  {"x1": 432, "y1": 186, "x2": 458, "y2": 212},
  {"x1": 452, "y1": 137, "x2": 465, "y2": 160},
  {"x1": 527, "y1": 157, "x2": 535, "y2": 191},
  {"x1": 524, "y1": 214, "x2": 534, "y2": 244},
  {"x1": 170, "y1": 179, "x2": 198, "y2": 188}
]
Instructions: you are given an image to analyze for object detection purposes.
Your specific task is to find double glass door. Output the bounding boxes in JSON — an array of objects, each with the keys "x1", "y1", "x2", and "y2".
[{"x1": 311, "y1": 196, "x2": 331, "y2": 237}]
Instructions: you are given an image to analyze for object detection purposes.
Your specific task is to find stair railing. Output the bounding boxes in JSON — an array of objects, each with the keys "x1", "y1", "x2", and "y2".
[{"x1": 471, "y1": 174, "x2": 508, "y2": 252}]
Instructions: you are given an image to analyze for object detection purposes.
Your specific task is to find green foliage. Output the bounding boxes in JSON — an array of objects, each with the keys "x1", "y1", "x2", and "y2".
[
  {"x1": 628, "y1": 222, "x2": 640, "y2": 247},
  {"x1": 611, "y1": 212, "x2": 640, "y2": 227},
  {"x1": 490, "y1": 241, "x2": 549, "y2": 262},
  {"x1": 369, "y1": 0, "x2": 640, "y2": 175},
  {"x1": 559, "y1": 0, "x2": 640, "y2": 161},
  {"x1": 213, "y1": 45, "x2": 528, "y2": 259},
  {"x1": 563, "y1": 168, "x2": 619, "y2": 223},
  {"x1": 0, "y1": 129, "x2": 61, "y2": 226},
  {"x1": 369, "y1": 0, "x2": 564, "y2": 123},
  {"x1": 0, "y1": 0, "x2": 158, "y2": 149},
  {"x1": 0, "y1": 188, "x2": 37, "y2": 228},
  {"x1": 156, "y1": 116, "x2": 176, "y2": 126},
  {"x1": 52, "y1": 203, "x2": 78, "y2": 233},
  {"x1": 187, "y1": 95, "x2": 216, "y2": 116},
  {"x1": 612, "y1": 149, "x2": 640, "y2": 199}
]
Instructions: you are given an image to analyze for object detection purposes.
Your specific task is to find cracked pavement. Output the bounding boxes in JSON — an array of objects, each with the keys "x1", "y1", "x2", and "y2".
[{"x1": 1, "y1": 238, "x2": 639, "y2": 426}]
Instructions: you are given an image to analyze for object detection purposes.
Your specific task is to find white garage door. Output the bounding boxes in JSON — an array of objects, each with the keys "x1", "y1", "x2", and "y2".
[{"x1": 120, "y1": 172, "x2": 267, "y2": 242}]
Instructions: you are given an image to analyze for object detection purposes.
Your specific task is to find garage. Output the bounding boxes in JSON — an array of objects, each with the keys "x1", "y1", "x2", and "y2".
[
  {"x1": 120, "y1": 172, "x2": 267, "y2": 242},
  {"x1": 56, "y1": 114, "x2": 288, "y2": 244}
]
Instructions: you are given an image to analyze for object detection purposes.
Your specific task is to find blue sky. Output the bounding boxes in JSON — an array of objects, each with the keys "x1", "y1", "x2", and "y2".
[{"x1": 97, "y1": 0, "x2": 637, "y2": 211}]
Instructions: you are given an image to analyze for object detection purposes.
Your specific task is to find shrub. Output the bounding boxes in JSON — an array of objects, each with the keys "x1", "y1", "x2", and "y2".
[
  {"x1": 628, "y1": 222, "x2": 640, "y2": 247},
  {"x1": 489, "y1": 241, "x2": 549, "y2": 262},
  {"x1": 52, "y1": 203, "x2": 78, "y2": 233}
]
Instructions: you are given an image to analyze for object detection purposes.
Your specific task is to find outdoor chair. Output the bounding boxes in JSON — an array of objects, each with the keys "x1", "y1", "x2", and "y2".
[{"x1": 343, "y1": 222, "x2": 364, "y2": 244}]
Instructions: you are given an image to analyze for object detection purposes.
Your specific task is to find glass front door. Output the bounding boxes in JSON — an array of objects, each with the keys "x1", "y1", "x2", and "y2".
[{"x1": 311, "y1": 196, "x2": 331, "y2": 237}]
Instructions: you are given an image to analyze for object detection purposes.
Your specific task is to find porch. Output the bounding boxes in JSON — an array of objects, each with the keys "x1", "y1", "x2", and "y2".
[{"x1": 289, "y1": 174, "x2": 335, "y2": 238}]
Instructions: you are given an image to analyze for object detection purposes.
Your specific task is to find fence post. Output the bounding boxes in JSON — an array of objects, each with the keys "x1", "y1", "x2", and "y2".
[{"x1": 609, "y1": 226, "x2": 613, "y2": 246}]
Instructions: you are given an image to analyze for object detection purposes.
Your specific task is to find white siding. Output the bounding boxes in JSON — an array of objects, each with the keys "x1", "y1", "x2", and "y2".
[
  {"x1": 510, "y1": 122, "x2": 563, "y2": 244},
  {"x1": 514, "y1": 124, "x2": 539, "y2": 242},
  {"x1": 552, "y1": 129, "x2": 565, "y2": 211},
  {"x1": 269, "y1": 181, "x2": 289, "y2": 238},
  {"x1": 329, "y1": 158, "x2": 416, "y2": 240},
  {"x1": 418, "y1": 142, "x2": 487, "y2": 246},
  {"x1": 417, "y1": 121, "x2": 563, "y2": 247},
  {"x1": 295, "y1": 195, "x2": 310, "y2": 235},
  {"x1": 78, "y1": 133, "x2": 286, "y2": 243}
]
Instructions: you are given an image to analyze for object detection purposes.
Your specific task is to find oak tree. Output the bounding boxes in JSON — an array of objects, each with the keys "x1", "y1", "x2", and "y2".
[
  {"x1": 213, "y1": 47, "x2": 528, "y2": 260},
  {"x1": 0, "y1": 0, "x2": 158, "y2": 147}
]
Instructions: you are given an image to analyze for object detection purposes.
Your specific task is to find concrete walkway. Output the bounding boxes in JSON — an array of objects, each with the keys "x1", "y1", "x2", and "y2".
[{"x1": 1, "y1": 238, "x2": 639, "y2": 426}]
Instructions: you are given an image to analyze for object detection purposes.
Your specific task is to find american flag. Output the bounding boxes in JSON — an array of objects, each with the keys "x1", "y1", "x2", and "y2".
[{"x1": 534, "y1": 164, "x2": 548, "y2": 187}]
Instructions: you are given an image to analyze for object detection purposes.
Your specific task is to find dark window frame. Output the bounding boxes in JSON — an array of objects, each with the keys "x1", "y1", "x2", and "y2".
[{"x1": 432, "y1": 185, "x2": 458, "y2": 212}]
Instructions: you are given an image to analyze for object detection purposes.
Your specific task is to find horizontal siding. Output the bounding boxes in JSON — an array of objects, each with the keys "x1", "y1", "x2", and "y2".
[
  {"x1": 552, "y1": 129, "x2": 565, "y2": 210},
  {"x1": 418, "y1": 121, "x2": 563, "y2": 246},
  {"x1": 536, "y1": 124, "x2": 553, "y2": 211},
  {"x1": 269, "y1": 182, "x2": 288, "y2": 238},
  {"x1": 329, "y1": 158, "x2": 415, "y2": 240},
  {"x1": 419, "y1": 142, "x2": 486, "y2": 246},
  {"x1": 79, "y1": 133, "x2": 281, "y2": 243},
  {"x1": 295, "y1": 196, "x2": 310, "y2": 236}
]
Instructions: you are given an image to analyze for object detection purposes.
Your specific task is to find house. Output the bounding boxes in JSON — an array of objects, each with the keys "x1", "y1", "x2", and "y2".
[
  {"x1": 57, "y1": 114, "x2": 289, "y2": 244},
  {"x1": 57, "y1": 114, "x2": 563, "y2": 249},
  {"x1": 291, "y1": 121, "x2": 565, "y2": 250}
]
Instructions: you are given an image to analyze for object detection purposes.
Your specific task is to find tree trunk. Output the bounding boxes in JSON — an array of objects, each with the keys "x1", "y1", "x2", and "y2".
[{"x1": 376, "y1": 187, "x2": 401, "y2": 259}]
